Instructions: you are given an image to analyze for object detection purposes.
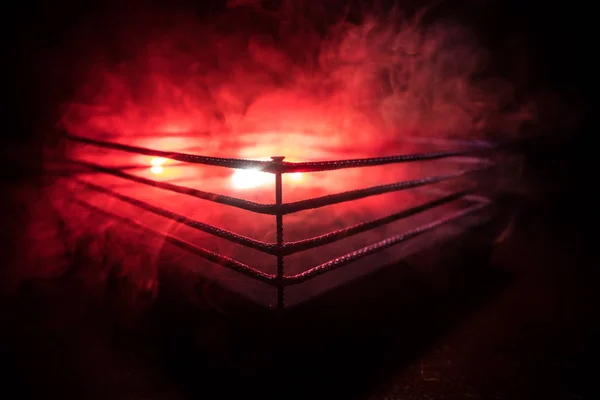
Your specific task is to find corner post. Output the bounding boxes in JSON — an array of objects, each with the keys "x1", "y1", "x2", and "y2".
[{"x1": 271, "y1": 156, "x2": 285, "y2": 310}]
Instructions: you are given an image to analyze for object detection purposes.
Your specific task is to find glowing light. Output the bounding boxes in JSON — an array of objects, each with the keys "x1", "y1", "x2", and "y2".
[
  {"x1": 150, "y1": 157, "x2": 167, "y2": 175},
  {"x1": 289, "y1": 172, "x2": 303, "y2": 181},
  {"x1": 151, "y1": 157, "x2": 167, "y2": 166},
  {"x1": 230, "y1": 166, "x2": 305, "y2": 190},
  {"x1": 231, "y1": 169, "x2": 273, "y2": 189}
]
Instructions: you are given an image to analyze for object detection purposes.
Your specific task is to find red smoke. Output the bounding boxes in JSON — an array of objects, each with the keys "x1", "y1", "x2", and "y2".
[
  {"x1": 61, "y1": 1, "x2": 532, "y2": 148},
  {"x1": 14, "y1": 1, "x2": 536, "y2": 308}
]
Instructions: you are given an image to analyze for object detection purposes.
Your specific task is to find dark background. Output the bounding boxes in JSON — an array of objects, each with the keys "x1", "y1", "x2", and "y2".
[{"x1": 2, "y1": 1, "x2": 597, "y2": 399}]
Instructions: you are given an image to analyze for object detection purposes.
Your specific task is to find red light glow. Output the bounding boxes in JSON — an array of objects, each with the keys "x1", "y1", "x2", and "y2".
[{"x1": 41, "y1": 3, "x2": 532, "y2": 305}]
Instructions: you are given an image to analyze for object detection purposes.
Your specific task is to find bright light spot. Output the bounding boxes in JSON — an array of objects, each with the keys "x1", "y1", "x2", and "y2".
[
  {"x1": 289, "y1": 172, "x2": 303, "y2": 181},
  {"x1": 231, "y1": 169, "x2": 273, "y2": 189},
  {"x1": 150, "y1": 157, "x2": 167, "y2": 174},
  {"x1": 151, "y1": 157, "x2": 167, "y2": 166}
]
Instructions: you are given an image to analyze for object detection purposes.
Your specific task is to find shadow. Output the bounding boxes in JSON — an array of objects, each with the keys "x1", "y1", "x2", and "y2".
[{"x1": 146, "y1": 223, "x2": 512, "y2": 399}]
